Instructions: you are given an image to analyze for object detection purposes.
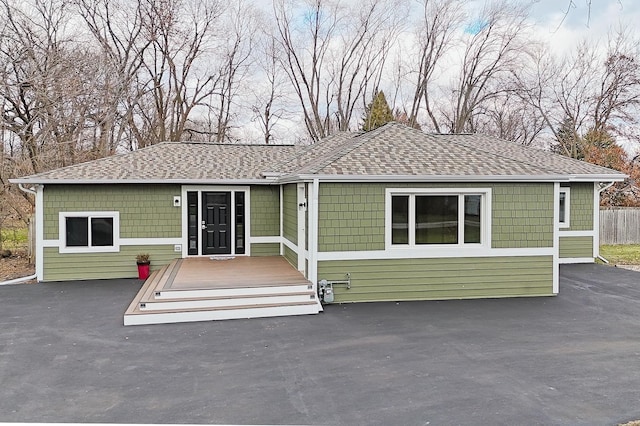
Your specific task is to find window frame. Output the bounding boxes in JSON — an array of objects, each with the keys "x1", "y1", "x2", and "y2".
[
  {"x1": 385, "y1": 188, "x2": 491, "y2": 250},
  {"x1": 558, "y1": 187, "x2": 570, "y2": 228},
  {"x1": 59, "y1": 211, "x2": 120, "y2": 253}
]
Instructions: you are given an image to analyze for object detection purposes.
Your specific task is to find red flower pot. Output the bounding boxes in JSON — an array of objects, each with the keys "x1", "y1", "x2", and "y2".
[{"x1": 137, "y1": 262, "x2": 150, "y2": 280}]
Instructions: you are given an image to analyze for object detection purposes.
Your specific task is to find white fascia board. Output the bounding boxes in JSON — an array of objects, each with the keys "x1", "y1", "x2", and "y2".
[
  {"x1": 279, "y1": 174, "x2": 571, "y2": 184},
  {"x1": 9, "y1": 178, "x2": 274, "y2": 185}
]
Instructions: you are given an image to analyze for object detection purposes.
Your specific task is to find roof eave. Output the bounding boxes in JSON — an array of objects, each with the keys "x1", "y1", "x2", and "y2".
[
  {"x1": 277, "y1": 174, "x2": 582, "y2": 184},
  {"x1": 8, "y1": 178, "x2": 277, "y2": 185}
]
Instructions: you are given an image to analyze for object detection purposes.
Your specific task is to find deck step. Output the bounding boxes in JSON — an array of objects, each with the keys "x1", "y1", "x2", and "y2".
[
  {"x1": 154, "y1": 283, "x2": 313, "y2": 299},
  {"x1": 124, "y1": 301, "x2": 321, "y2": 326},
  {"x1": 140, "y1": 291, "x2": 316, "y2": 311}
]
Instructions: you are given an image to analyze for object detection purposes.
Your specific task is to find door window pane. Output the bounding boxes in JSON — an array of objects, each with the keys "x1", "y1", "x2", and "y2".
[
  {"x1": 235, "y1": 192, "x2": 245, "y2": 254},
  {"x1": 391, "y1": 196, "x2": 409, "y2": 244},
  {"x1": 415, "y1": 195, "x2": 458, "y2": 244},
  {"x1": 464, "y1": 195, "x2": 481, "y2": 244}
]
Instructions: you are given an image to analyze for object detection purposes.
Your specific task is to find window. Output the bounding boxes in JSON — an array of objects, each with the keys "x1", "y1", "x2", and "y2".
[
  {"x1": 59, "y1": 212, "x2": 119, "y2": 253},
  {"x1": 559, "y1": 187, "x2": 570, "y2": 228},
  {"x1": 387, "y1": 189, "x2": 488, "y2": 248}
]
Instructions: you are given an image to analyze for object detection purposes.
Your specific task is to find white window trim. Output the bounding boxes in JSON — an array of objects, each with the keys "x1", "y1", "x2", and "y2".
[
  {"x1": 385, "y1": 188, "x2": 491, "y2": 250},
  {"x1": 559, "y1": 187, "x2": 570, "y2": 228},
  {"x1": 59, "y1": 211, "x2": 120, "y2": 254}
]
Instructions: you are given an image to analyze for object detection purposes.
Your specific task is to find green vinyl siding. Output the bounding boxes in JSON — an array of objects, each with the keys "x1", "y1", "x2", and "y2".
[
  {"x1": 283, "y1": 245, "x2": 297, "y2": 268},
  {"x1": 567, "y1": 183, "x2": 595, "y2": 231},
  {"x1": 317, "y1": 182, "x2": 554, "y2": 252},
  {"x1": 250, "y1": 243, "x2": 280, "y2": 256},
  {"x1": 43, "y1": 245, "x2": 178, "y2": 281},
  {"x1": 318, "y1": 256, "x2": 554, "y2": 303},
  {"x1": 250, "y1": 185, "x2": 280, "y2": 237},
  {"x1": 44, "y1": 184, "x2": 181, "y2": 239},
  {"x1": 559, "y1": 236, "x2": 594, "y2": 258},
  {"x1": 283, "y1": 184, "x2": 297, "y2": 244}
]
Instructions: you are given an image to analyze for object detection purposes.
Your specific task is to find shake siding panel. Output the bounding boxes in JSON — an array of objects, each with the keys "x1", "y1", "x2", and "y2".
[
  {"x1": 249, "y1": 185, "x2": 280, "y2": 237},
  {"x1": 282, "y1": 184, "x2": 297, "y2": 244},
  {"x1": 568, "y1": 183, "x2": 595, "y2": 231},
  {"x1": 43, "y1": 184, "x2": 181, "y2": 239},
  {"x1": 317, "y1": 182, "x2": 554, "y2": 252}
]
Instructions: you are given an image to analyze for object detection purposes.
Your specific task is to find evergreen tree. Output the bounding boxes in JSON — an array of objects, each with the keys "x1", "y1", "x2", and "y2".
[
  {"x1": 552, "y1": 117, "x2": 583, "y2": 159},
  {"x1": 361, "y1": 91, "x2": 394, "y2": 131}
]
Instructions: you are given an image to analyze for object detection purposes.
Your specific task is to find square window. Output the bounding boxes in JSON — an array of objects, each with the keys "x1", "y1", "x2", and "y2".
[{"x1": 60, "y1": 212, "x2": 119, "y2": 253}]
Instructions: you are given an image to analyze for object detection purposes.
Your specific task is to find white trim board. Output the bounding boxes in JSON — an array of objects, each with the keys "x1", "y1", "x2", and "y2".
[
  {"x1": 559, "y1": 258, "x2": 595, "y2": 264},
  {"x1": 44, "y1": 238, "x2": 182, "y2": 247},
  {"x1": 558, "y1": 230, "x2": 596, "y2": 237},
  {"x1": 552, "y1": 182, "x2": 560, "y2": 294},
  {"x1": 250, "y1": 236, "x2": 281, "y2": 244},
  {"x1": 316, "y1": 247, "x2": 555, "y2": 261}
]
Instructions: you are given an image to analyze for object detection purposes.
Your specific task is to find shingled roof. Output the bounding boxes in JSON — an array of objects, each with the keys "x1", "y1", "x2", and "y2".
[{"x1": 12, "y1": 122, "x2": 626, "y2": 184}]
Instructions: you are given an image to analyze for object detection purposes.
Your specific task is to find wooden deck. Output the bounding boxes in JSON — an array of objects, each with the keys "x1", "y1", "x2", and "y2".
[
  {"x1": 167, "y1": 256, "x2": 311, "y2": 290},
  {"x1": 124, "y1": 256, "x2": 321, "y2": 325}
]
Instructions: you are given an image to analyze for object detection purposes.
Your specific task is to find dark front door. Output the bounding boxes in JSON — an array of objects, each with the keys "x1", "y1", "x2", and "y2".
[{"x1": 202, "y1": 192, "x2": 231, "y2": 255}]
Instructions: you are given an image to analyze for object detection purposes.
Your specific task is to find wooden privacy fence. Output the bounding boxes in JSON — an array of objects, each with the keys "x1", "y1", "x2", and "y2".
[{"x1": 600, "y1": 208, "x2": 640, "y2": 245}]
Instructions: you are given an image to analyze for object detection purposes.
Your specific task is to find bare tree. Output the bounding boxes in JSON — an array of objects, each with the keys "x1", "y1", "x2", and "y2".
[
  {"x1": 404, "y1": 0, "x2": 464, "y2": 130},
  {"x1": 206, "y1": 0, "x2": 258, "y2": 143},
  {"x1": 133, "y1": 0, "x2": 224, "y2": 145},
  {"x1": 0, "y1": 0, "x2": 102, "y2": 174},
  {"x1": 516, "y1": 26, "x2": 640, "y2": 157},
  {"x1": 442, "y1": 1, "x2": 531, "y2": 133},
  {"x1": 250, "y1": 36, "x2": 291, "y2": 144},
  {"x1": 273, "y1": 0, "x2": 406, "y2": 142},
  {"x1": 74, "y1": 0, "x2": 150, "y2": 154}
]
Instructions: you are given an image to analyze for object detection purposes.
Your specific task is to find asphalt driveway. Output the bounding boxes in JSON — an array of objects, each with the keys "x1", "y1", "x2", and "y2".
[{"x1": 1, "y1": 264, "x2": 640, "y2": 425}]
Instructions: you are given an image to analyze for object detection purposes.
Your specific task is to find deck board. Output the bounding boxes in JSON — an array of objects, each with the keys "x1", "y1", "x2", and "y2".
[{"x1": 166, "y1": 256, "x2": 310, "y2": 290}]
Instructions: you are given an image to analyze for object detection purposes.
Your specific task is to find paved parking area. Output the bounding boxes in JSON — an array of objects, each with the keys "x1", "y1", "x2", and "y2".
[{"x1": 1, "y1": 264, "x2": 640, "y2": 425}]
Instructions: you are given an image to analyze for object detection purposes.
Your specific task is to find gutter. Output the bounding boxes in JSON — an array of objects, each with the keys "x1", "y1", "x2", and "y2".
[{"x1": 278, "y1": 174, "x2": 572, "y2": 183}]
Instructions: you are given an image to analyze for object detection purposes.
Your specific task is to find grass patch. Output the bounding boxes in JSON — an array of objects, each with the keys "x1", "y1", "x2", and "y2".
[
  {"x1": 600, "y1": 244, "x2": 640, "y2": 265},
  {"x1": 0, "y1": 227, "x2": 28, "y2": 251}
]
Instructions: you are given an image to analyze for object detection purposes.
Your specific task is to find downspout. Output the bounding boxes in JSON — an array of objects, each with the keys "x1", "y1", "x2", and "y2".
[
  {"x1": 18, "y1": 183, "x2": 37, "y2": 196},
  {"x1": 309, "y1": 178, "x2": 320, "y2": 292},
  {"x1": 11, "y1": 184, "x2": 39, "y2": 284},
  {"x1": 595, "y1": 181, "x2": 615, "y2": 263}
]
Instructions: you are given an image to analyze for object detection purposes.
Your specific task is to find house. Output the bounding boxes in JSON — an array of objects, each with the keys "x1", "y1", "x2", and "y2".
[{"x1": 11, "y1": 122, "x2": 626, "y2": 308}]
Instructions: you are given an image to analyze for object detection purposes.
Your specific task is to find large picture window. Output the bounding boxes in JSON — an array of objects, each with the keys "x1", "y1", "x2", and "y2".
[
  {"x1": 59, "y1": 212, "x2": 119, "y2": 253},
  {"x1": 388, "y1": 189, "x2": 488, "y2": 248}
]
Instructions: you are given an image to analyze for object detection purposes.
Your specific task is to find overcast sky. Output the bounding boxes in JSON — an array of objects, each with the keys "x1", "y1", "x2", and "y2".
[{"x1": 530, "y1": 0, "x2": 639, "y2": 48}]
